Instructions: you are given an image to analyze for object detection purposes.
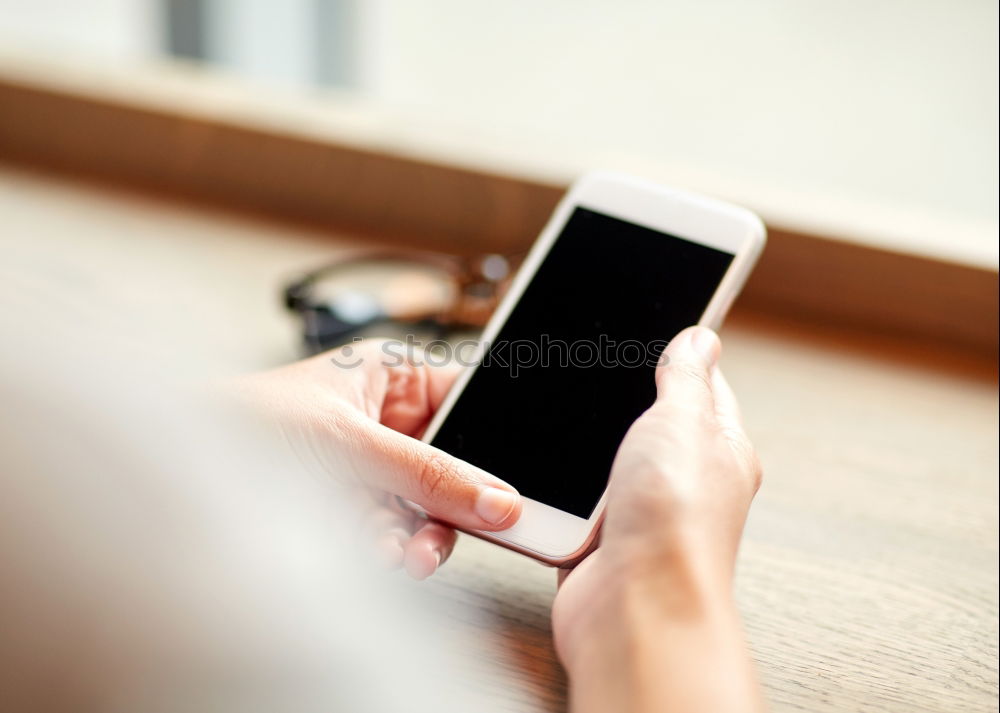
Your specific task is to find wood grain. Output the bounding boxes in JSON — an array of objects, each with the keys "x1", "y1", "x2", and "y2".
[
  {"x1": 1, "y1": 165, "x2": 996, "y2": 712},
  {"x1": 1, "y1": 59, "x2": 996, "y2": 354}
]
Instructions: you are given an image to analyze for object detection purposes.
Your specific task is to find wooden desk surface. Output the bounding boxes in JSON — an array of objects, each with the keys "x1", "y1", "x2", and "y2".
[{"x1": 3, "y1": 165, "x2": 996, "y2": 712}]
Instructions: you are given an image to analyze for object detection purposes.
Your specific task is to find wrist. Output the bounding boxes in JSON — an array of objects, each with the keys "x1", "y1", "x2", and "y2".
[
  {"x1": 565, "y1": 583, "x2": 759, "y2": 713},
  {"x1": 561, "y1": 544, "x2": 734, "y2": 677},
  {"x1": 560, "y1": 551, "x2": 757, "y2": 713}
]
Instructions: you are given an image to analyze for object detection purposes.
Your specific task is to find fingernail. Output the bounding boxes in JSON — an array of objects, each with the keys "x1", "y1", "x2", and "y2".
[
  {"x1": 475, "y1": 488, "x2": 518, "y2": 526},
  {"x1": 690, "y1": 328, "x2": 720, "y2": 368}
]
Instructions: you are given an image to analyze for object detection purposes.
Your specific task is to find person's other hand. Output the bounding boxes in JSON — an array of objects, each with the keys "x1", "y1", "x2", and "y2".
[
  {"x1": 235, "y1": 339, "x2": 521, "y2": 580},
  {"x1": 552, "y1": 326, "x2": 763, "y2": 710}
]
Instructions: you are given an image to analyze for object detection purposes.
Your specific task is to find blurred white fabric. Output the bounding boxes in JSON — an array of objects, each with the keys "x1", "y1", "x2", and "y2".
[{"x1": 0, "y1": 244, "x2": 490, "y2": 713}]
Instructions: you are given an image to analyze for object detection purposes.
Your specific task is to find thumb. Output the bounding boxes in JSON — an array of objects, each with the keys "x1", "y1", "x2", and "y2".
[
  {"x1": 653, "y1": 326, "x2": 720, "y2": 411},
  {"x1": 330, "y1": 414, "x2": 522, "y2": 531}
]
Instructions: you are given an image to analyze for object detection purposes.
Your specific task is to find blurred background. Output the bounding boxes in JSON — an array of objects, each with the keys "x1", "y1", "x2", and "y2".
[{"x1": 0, "y1": 0, "x2": 996, "y2": 263}]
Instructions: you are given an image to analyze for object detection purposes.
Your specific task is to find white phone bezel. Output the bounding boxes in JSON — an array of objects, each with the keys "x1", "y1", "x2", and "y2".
[{"x1": 421, "y1": 171, "x2": 766, "y2": 566}]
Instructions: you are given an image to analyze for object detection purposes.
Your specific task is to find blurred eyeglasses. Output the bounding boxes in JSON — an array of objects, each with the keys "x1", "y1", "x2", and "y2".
[{"x1": 283, "y1": 250, "x2": 519, "y2": 354}]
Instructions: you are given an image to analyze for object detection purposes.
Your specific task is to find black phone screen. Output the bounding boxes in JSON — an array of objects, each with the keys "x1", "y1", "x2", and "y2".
[{"x1": 430, "y1": 207, "x2": 734, "y2": 519}]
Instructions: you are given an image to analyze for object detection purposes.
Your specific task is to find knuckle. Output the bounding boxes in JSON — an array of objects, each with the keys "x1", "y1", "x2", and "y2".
[
  {"x1": 416, "y1": 451, "x2": 456, "y2": 502},
  {"x1": 750, "y1": 453, "x2": 764, "y2": 494},
  {"x1": 642, "y1": 410, "x2": 716, "y2": 458},
  {"x1": 670, "y1": 362, "x2": 713, "y2": 392},
  {"x1": 721, "y1": 427, "x2": 763, "y2": 493},
  {"x1": 613, "y1": 461, "x2": 680, "y2": 514},
  {"x1": 612, "y1": 443, "x2": 693, "y2": 509},
  {"x1": 641, "y1": 399, "x2": 706, "y2": 436}
]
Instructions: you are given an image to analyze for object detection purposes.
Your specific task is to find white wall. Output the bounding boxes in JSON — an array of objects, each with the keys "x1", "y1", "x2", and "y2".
[
  {"x1": 374, "y1": 0, "x2": 999, "y2": 227},
  {"x1": 1, "y1": 0, "x2": 995, "y2": 241},
  {"x1": 0, "y1": 0, "x2": 159, "y2": 58}
]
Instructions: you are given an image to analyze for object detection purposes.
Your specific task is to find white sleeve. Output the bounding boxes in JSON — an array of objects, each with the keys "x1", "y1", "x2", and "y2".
[{"x1": 0, "y1": 330, "x2": 495, "y2": 713}]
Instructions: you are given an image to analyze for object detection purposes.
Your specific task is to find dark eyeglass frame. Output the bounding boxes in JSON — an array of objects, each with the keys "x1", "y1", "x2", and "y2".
[{"x1": 283, "y1": 249, "x2": 517, "y2": 354}]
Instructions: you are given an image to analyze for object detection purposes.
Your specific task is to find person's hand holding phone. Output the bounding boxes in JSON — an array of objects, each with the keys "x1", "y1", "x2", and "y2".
[
  {"x1": 552, "y1": 326, "x2": 765, "y2": 713},
  {"x1": 234, "y1": 340, "x2": 521, "y2": 580}
]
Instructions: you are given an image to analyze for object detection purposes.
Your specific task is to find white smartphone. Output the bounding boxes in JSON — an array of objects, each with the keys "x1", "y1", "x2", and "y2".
[{"x1": 422, "y1": 172, "x2": 766, "y2": 567}]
